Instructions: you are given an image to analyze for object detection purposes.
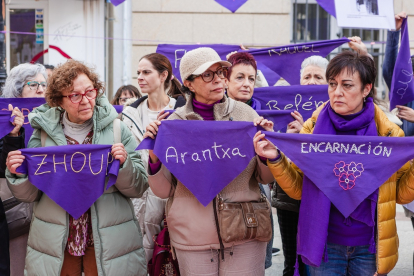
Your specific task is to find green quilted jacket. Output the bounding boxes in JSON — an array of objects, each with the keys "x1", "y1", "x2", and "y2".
[{"x1": 6, "y1": 96, "x2": 148, "y2": 276}]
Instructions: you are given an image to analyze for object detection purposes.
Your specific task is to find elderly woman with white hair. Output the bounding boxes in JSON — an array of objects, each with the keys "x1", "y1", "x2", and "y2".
[{"x1": 0, "y1": 63, "x2": 47, "y2": 276}]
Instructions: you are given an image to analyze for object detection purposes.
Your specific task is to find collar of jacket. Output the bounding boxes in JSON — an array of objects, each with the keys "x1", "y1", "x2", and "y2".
[
  {"x1": 129, "y1": 95, "x2": 148, "y2": 109},
  {"x1": 28, "y1": 95, "x2": 118, "y2": 145},
  {"x1": 172, "y1": 93, "x2": 235, "y2": 121},
  {"x1": 308, "y1": 101, "x2": 398, "y2": 137}
]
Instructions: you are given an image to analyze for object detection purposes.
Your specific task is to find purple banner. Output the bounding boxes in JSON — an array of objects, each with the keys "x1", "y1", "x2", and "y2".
[
  {"x1": 256, "y1": 110, "x2": 295, "y2": 132},
  {"x1": 16, "y1": 144, "x2": 120, "y2": 219},
  {"x1": 316, "y1": 0, "x2": 336, "y2": 17},
  {"x1": 0, "y1": 98, "x2": 46, "y2": 146},
  {"x1": 156, "y1": 44, "x2": 240, "y2": 82},
  {"x1": 390, "y1": 19, "x2": 414, "y2": 110},
  {"x1": 253, "y1": 85, "x2": 329, "y2": 122},
  {"x1": 157, "y1": 44, "x2": 280, "y2": 85},
  {"x1": 214, "y1": 0, "x2": 248, "y2": 13},
  {"x1": 263, "y1": 131, "x2": 414, "y2": 218},
  {"x1": 137, "y1": 121, "x2": 259, "y2": 206},
  {"x1": 247, "y1": 38, "x2": 349, "y2": 85}
]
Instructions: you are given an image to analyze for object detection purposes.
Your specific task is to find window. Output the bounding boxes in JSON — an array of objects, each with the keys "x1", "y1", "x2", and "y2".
[{"x1": 292, "y1": 3, "x2": 330, "y2": 42}]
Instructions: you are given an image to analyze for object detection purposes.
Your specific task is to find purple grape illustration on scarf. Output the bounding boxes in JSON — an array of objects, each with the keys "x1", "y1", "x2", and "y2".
[{"x1": 333, "y1": 161, "x2": 364, "y2": 191}]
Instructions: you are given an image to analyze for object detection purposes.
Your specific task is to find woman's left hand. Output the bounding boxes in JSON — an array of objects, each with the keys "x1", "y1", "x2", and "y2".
[
  {"x1": 348, "y1": 36, "x2": 368, "y2": 56},
  {"x1": 111, "y1": 143, "x2": 128, "y2": 165},
  {"x1": 254, "y1": 116, "x2": 274, "y2": 132}
]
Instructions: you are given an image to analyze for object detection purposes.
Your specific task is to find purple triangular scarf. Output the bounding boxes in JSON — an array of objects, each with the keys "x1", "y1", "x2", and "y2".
[
  {"x1": 253, "y1": 85, "x2": 329, "y2": 122},
  {"x1": 110, "y1": 0, "x2": 125, "y2": 6},
  {"x1": 247, "y1": 38, "x2": 349, "y2": 85},
  {"x1": 16, "y1": 144, "x2": 120, "y2": 219},
  {"x1": 256, "y1": 110, "x2": 295, "y2": 132},
  {"x1": 156, "y1": 44, "x2": 240, "y2": 82},
  {"x1": 137, "y1": 120, "x2": 259, "y2": 206},
  {"x1": 316, "y1": 0, "x2": 336, "y2": 17},
  {"x1": 214, "y1": 0, "x2": 248, "y2": 13},
  {"x1": 389, "y1": 18, "x2": 414, "y2": 110},
  {"x1": 0, "y1": 98, "x2": 46, "y2": 146},
  {"x1": 0, "y1": 110, "x2": 17, "y2": 139}
]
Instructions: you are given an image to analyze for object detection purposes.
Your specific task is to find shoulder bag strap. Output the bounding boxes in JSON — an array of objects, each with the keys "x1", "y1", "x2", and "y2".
[{"x1": 113, "y1": 118, "x2": 121, "y2": 144}]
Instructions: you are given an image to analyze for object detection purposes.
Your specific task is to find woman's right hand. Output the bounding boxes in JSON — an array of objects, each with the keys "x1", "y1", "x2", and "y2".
[
  {"x1": 253, "y1": 131, "x2": 278, "y2": 159},
  {"x1": 395, "y1": 11, "x2": 407, "y2": 31},
  {"x1": 6, "y1": 150, "x2": 25, "y2": 175},
  {"x1": 144, "y1": 120, "x2": 162, "y2": 139},
  {"x1": 8, "y1": 104, "x2": 24, "y2": 137}
]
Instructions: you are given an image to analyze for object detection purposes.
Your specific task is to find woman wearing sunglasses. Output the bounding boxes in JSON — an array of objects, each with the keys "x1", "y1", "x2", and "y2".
[
  {"x1": 5, "y1": 60, "x2": 148, "y2": 276},
  {"x1": 144, "y1": 47, "x2": 275, "y2": 275}
]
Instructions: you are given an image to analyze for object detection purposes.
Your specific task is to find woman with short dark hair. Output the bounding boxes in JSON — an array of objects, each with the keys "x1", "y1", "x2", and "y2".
[{"x1": 254, "y1": 51, "x2": 414, "y2": 275}]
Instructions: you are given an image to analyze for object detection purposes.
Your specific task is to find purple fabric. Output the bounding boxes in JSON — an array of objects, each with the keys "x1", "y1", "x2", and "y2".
[
  {"x1": 149, "y1": 159, "x2": 161, "y2": 175},
  {"x1": 249, "y1": 97, "x2": 262, "y2": 111},
  {"x1": 253, "y1": 85, "x2": 329, "y2": 122},
  {"x1": 110, "y1": 0, "x2": 125, "y2": 6},
  {"x1": 0, "y1": 98, "x2": 46, "y2": 146},
  {"x1": 316, "y1": 0, "x2": 336, "y2": 17},
  {"x1": 113, "y1": 105, "x2": 123, "y2": 113},
  {"x1": 192, "y1": 99, "x2": 216, "y2": 121},
  {"x1": 16, "y1": 144, "x2": 120, "y2": 219},
  {"x1": 214, "y1": 0, "x2": 248, "y2": 13},
  {"x1": 314, "y1": 98, "x2": 378, "y2": 253},
  {"x1": 389, "y1": 19, "x2": 414, "y2": 110},
  {"x1": 156, "y1": 44, "x2": 240, "y2": 82},
  {"x1": 256, "y1": 110, "x2": 295, "y2": 132},
  {"x1": 256, "y1": 61, "x2": 281, "y2": 86},
  {"x1": 137, "y1": 121, "x2": 259, "y2": 206},
  {"x1": 247, "y1": 38, "x2": 349, "y2": 85},
  {"x1": 327, "y1": 196, "x2": 375, "y2": 248},
  {"x1": 0, "y1": 111, "x2": 17, "y2": 139}
]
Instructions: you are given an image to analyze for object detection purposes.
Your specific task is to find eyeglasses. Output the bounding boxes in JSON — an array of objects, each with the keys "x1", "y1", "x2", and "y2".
[
  {"x1": 63, "y1": 89, "x2": 97, "y2": 104},
  {"x1": 118, "y1": 97, "x2": 134, "y2": 103},
  {"x1": 195, "y1": 67, "x2": 228, "y2": 83},
  {"x1": 25, "y1": 81, "x2": 47, "y2": 90}
]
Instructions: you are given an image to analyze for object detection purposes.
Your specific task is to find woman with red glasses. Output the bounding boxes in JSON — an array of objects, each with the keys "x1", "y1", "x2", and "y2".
[{"x1": 5, "y1": 60, "x2": 148, "y2": 276}]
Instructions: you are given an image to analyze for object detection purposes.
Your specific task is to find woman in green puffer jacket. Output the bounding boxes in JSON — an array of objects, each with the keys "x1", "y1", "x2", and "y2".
[{"x1": 5, "y1": 60, "x2": 148, "y2": 276}]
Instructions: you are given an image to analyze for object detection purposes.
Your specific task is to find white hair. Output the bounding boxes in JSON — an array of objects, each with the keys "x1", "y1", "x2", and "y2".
[
  {"x1": 300, "y1": 56, "x2": 329, "y2": 80},
  {"x1": 2, "y1": 63, "x2": 47, "y2": 98}
]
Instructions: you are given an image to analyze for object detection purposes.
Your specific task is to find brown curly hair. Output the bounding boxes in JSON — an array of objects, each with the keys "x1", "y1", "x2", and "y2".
[{"x1": 45, "y1": 59, "x2": 104, "y2": 107}]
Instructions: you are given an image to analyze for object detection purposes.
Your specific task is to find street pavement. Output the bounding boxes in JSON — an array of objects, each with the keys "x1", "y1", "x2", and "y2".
[{"x1": 265, "y1": 205, "x2": 413, "y2": 276}]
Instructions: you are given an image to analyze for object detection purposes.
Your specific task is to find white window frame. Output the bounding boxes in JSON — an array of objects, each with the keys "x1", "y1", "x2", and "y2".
[{"x1": 6, "y1": 1, "x2": 49, "y2": 72}]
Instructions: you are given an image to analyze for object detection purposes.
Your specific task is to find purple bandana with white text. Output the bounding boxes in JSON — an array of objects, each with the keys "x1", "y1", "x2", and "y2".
[
  {"x1": 247, "y1": 38, "x2": 349, "y2": 85},
  {"x1": 389, "y1": 19, "x2": 414, "y2": 110},
  {"x1": 263, "y1": 131, "x2": 414, "y2": 218},
  {"x1": 253, "y1": 85, "x2": 329, "y2": 122},
  {"x1": 16, "y1": 144, "x2": 120, "y2": 219},
  {"x1": 137, "y1": 121, "x2": 259, "y2": 206}
]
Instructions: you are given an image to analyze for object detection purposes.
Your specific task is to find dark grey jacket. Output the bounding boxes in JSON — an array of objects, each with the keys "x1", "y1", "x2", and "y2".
[{"x1": 272, "y1": 182, "x2": 300, "y2": 213}]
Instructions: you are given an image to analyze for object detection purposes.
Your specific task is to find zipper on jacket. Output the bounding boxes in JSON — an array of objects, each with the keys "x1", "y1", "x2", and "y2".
[{"x1": 122, "y1": 113, "x2": 144, "y2": 137}]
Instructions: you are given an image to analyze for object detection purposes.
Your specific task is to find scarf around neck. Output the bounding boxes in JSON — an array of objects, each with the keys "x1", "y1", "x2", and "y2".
[{"x1": 297, "y1": 97, "x2": 378, "y2": 268}]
